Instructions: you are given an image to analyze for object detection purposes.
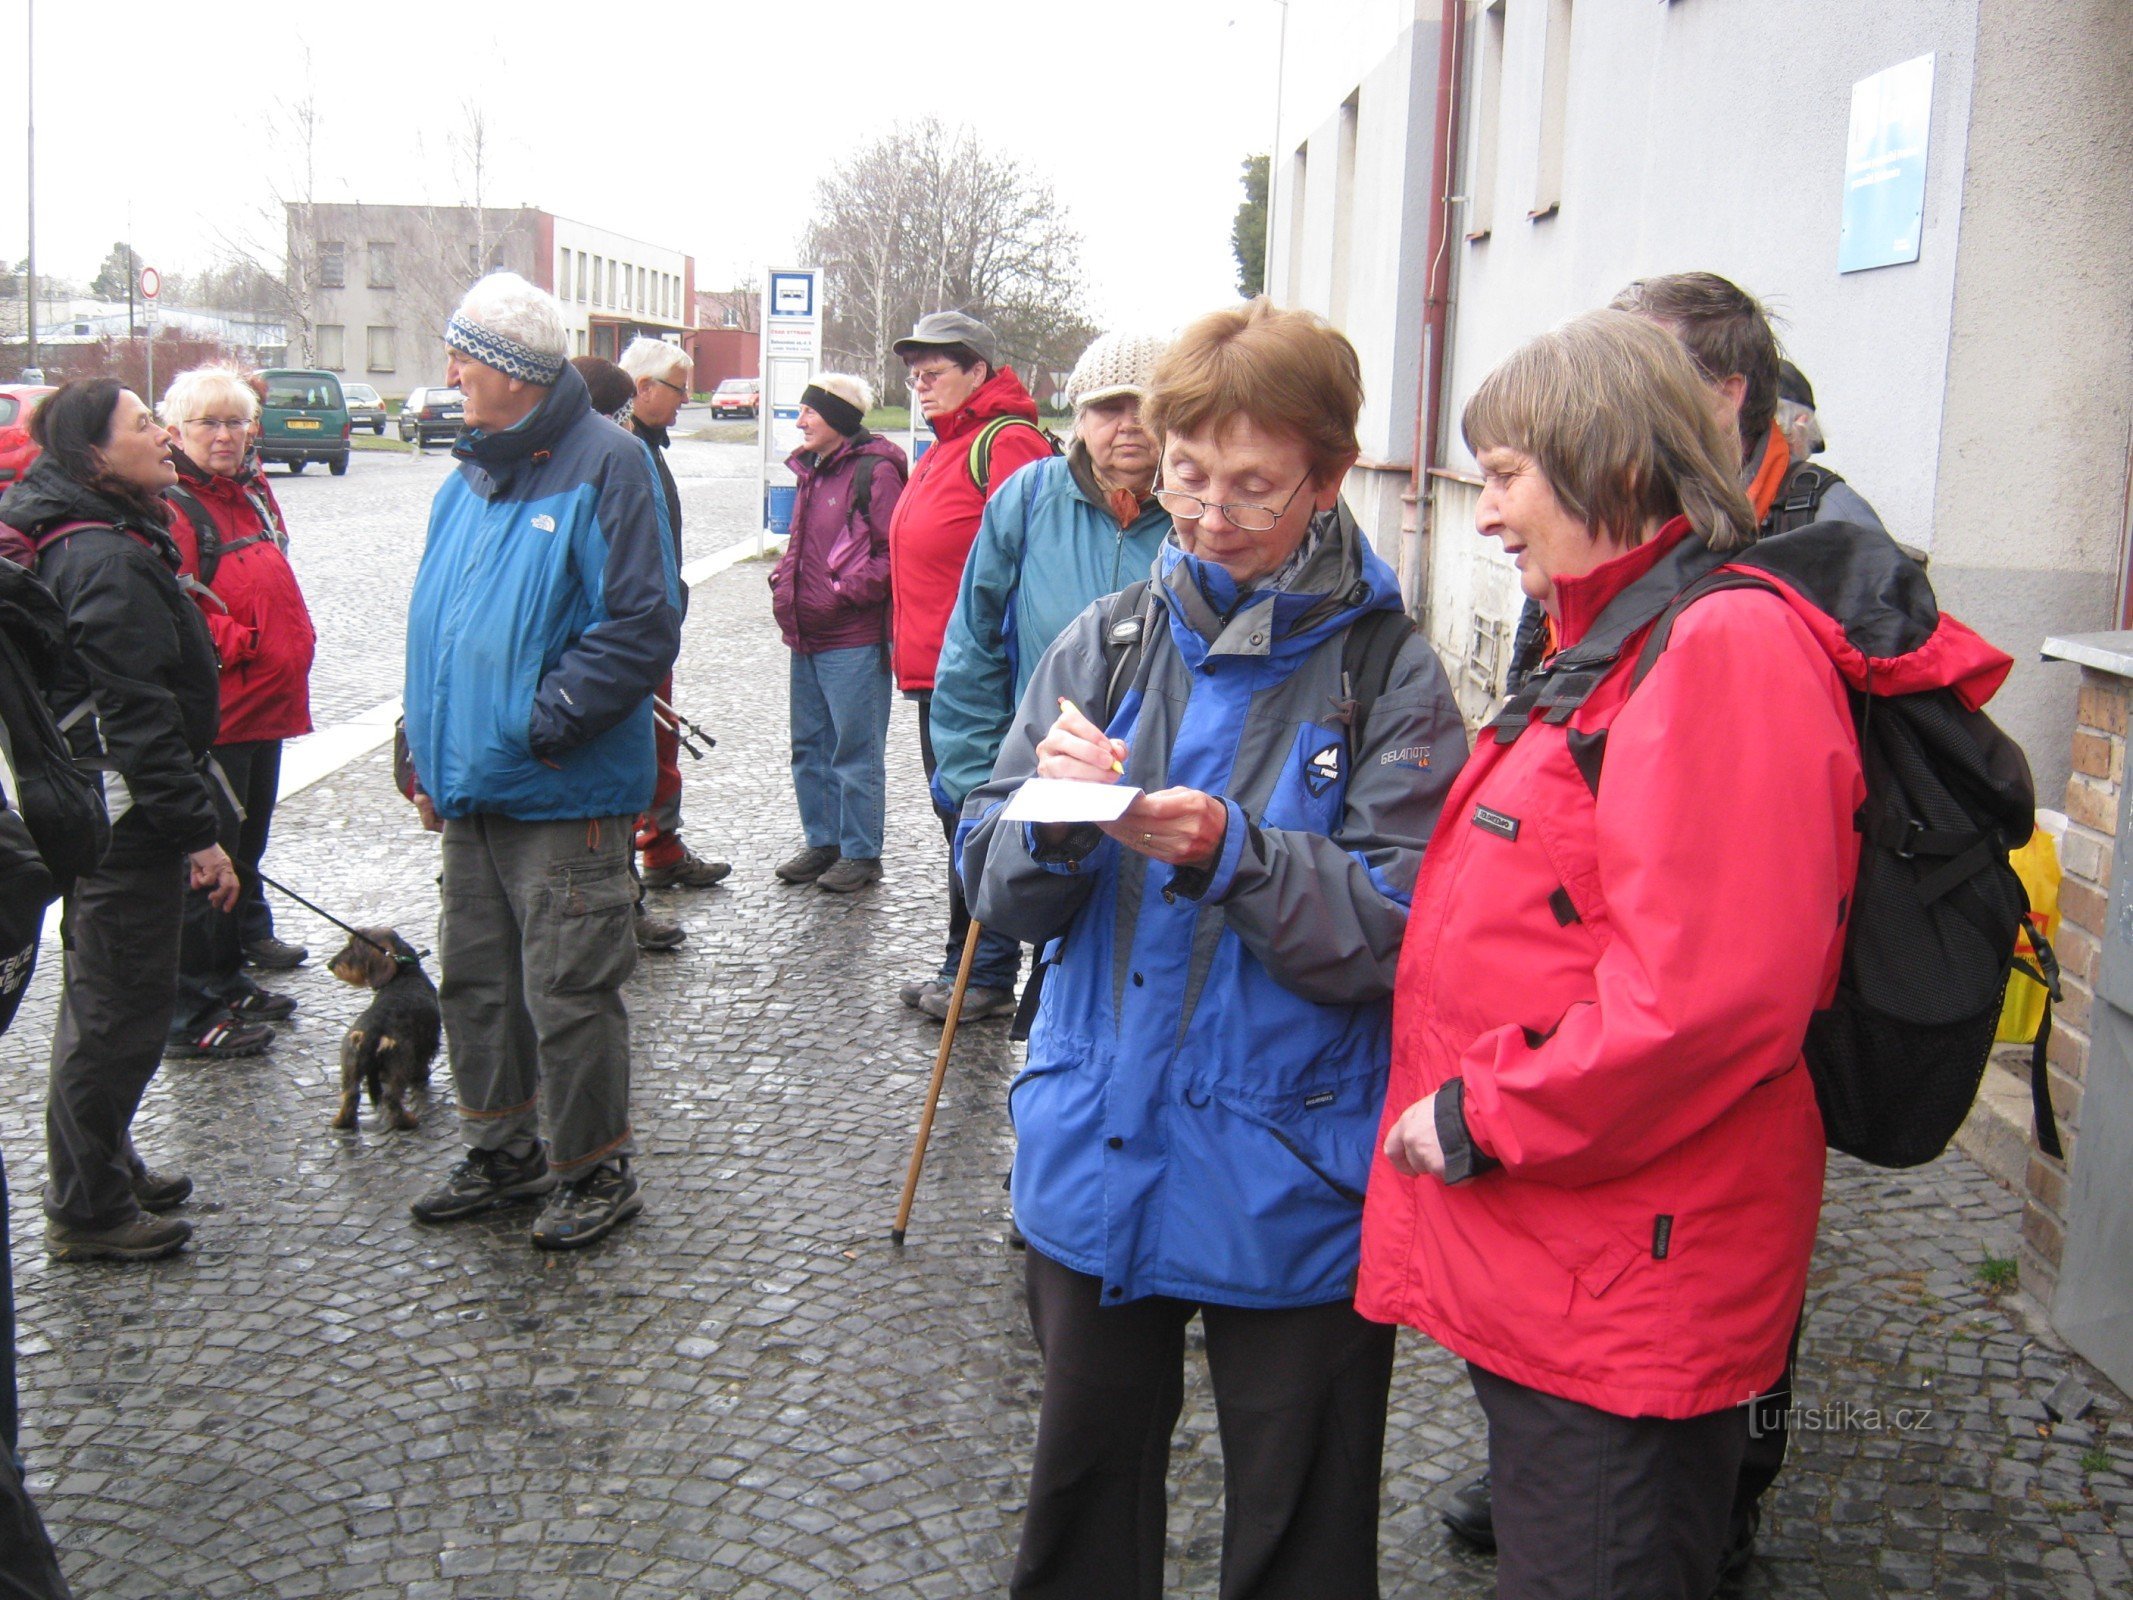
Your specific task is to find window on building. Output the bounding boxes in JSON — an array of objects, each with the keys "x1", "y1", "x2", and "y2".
[
  {"x1": 319, "y1": 242, "x2": 345, "y2": 288},
  {"x1": 638, "y1": 266, "x2": 647, "y2": 312},
  {"x1": 592, "y1": 256, "x2": 603, "y2": 305},
  {"x1": 366, "y1": 326, "x2": 396, "y2": 372},
  {"x1": 1330, "y1": 91, "x2": 1360, "y2": 327},
  {"x1": 622, "y1": 262, "x2": 632, "y2": 311},
  {"x1": 577, "y1": 251, "x2": 588, "y2": 303},
  {"x1": 1531, "y1": 0, "x2": 1573, "y2": 220},
  {"x1": 576, "y1": 329, "x2": 587, "y2": 355},
  {"x1": 1285, "y1": 144, "x2": 1309, "y2": 300},
  {"x1": 608, "y1": 259, "x2": 617, "y2": 305},
  {"x1": 558, "y1": 249, "x2": 571, "y2": 300},
  {"x1": 1466, "y1": 1, "x2": 1507, "y2": 240},
  {"x1": 368, "y1": 243, "x2": 395, "y2": 288},
  {"x1": 316, "y1": 324, "x2": 346, "y2": 370}
]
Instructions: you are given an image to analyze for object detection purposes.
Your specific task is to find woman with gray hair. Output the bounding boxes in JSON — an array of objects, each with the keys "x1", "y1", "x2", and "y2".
[
  {"x1": 768, "y1": 373, "x2": 906, "y2": 891},
  {"x1": 157, "y1": 365, "x2": 317, "y2": 1054}
]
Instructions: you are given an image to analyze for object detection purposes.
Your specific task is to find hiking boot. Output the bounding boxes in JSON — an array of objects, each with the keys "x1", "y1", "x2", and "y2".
[
  {"x1": 165, "y1": 1014, "x2": 275, "y2": 1061},
  {"x1": 920, "y1": 983, "x2": 1017, "y2": 1022},
  {"x1": 530, "y1": 1161, "x2": 643, "y2": 1250},
  {"x1": 132, "y1": 1168, "x2": 194, "y2": 1213},
  {"x1": 1441, "y1": 1472, "x2": 1495, "y2": 1552},
  {"x1": 640, "y1": 850, "x2": 731, "y2": 890},
  {"x1": 225, "y1": 984, "x2": 298, "y2": 1022},
  {"x1": 243, "y1": 935, "x2": 308, "y2": 970},
  {"x1": 409, "y1": 1146, "x2": 557, "y2": 1224},
  {"x1": 46, "y1": 1213, "x2": 192, "y2": 1263},
  {"x1": 814, "y1": 856, "x2": 882, "y2": 893},
  {"x1": 775, "y1": 844, "x2": 840, "y2": 884},
  {"x1": 635, "y1": 904, "x2": 686, "y2": 951},
  {"x1": 900, "y1": 977, "x2": 946, "y2": 1010}
]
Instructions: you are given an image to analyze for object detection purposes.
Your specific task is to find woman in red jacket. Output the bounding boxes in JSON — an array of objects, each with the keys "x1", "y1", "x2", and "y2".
[
  {"x1": 1358, "y1": 312, "x2": 1861, "y2": 1599},
  {"x1": 159, "y1": 365, "x2": 317, "y2": 1056}
]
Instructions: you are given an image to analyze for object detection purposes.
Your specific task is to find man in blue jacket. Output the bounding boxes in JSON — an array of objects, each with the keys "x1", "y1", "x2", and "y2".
[
  {"x1": 925, "y1": 330, "x2": 1171, "y2": 1021},
  {"x1": 401, "y1": 273, "x2": 682, "y2": 1250}
]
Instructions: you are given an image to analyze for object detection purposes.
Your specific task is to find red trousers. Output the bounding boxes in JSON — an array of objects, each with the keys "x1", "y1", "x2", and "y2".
[{"x1": 635, "y1": 672, "x2": 686, "y2": 869}]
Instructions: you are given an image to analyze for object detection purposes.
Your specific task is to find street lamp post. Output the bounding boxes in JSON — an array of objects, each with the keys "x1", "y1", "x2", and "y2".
[{"x1": 24, "y1": 0, "x2": 37, "y2": 377}]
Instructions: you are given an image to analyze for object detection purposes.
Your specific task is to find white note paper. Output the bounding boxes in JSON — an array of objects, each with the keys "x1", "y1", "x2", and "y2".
[{"x1": 1001, "y1": 777, "x2": 1143, "y2": 824}]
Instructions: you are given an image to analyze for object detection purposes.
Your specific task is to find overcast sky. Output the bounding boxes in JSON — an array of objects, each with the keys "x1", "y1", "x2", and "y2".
[{"x1": 0, "y1": 0, "x2": 1281, "y2": 333}]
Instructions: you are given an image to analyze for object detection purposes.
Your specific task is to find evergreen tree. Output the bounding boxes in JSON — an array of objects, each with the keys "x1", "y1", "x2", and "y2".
[{"x1": 1232, "y1": 155, "x2": 1269, "y2": 299}]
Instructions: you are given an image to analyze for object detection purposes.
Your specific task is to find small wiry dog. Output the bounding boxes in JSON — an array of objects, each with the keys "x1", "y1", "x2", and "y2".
[{"x1": 328, "y1": 928, "x2": 440, "y2": 1131}]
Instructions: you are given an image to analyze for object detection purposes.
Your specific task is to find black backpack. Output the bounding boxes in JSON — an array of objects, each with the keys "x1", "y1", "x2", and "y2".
[
  {"x1": 164, "y1": 481, "x2": 284, "y2": 590},
  {"x1": 0, "y1": 559, "x2": 111, "y2": 897},
  {"x1": 1487, "y1": 522, "x2": 2045, "y2": 1169}
]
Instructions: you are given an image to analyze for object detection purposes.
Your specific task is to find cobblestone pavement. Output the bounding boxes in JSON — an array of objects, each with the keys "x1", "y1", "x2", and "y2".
[{"x1": 1, "y1": 511, "x2": 2128, "y2": 1596}]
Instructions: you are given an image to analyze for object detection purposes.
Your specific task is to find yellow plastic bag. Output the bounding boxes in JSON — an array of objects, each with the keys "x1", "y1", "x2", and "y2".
[{"x1": 1998, "y1": 820, "x2": 2062, "y2": 1043}]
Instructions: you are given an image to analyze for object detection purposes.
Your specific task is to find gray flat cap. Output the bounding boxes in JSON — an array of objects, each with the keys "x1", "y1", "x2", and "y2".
[{"x1": 893, "y1": 311, "x2": 1002, "y2": 370}]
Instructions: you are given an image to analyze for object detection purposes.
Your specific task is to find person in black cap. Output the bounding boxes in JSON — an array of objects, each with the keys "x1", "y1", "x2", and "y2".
[{"x1": 884, "y1": 311, "x2": 1052, "y2": 1021}]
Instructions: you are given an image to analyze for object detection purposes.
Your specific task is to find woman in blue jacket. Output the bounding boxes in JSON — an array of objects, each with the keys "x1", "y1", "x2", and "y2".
[{"x1": 963, "y1": 300, "x2": 1466, "y2": 1599}]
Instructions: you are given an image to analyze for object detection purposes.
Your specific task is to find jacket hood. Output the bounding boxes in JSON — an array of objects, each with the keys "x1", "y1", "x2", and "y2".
[
  {"x1": 454, "y1": 359, "x2": 591, "y2": 474},
  {"x1": 931, "y1": 366, "x2": 1040, "y2": 441},
  {"x1": 2, "y1": 453, "x2": 171, "y2": 546},
  {"x1": 787, "y1": 430, "x2": 903, "y2": 481},
  {"x1": 171, "y1": 449, "x2": 255, "y2": 505},
  {"x1": 1155, "y1": 499, "x2": 1400, "y2": 660}
]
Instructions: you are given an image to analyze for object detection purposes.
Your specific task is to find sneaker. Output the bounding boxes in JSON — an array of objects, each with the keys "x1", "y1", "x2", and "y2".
[
  {"x1": 1441, "y1": 1471, "x2": 1495, "y2": 1552},
  {"x1": 640, "y1": 850, "x2": 732, "y2": 890},
  {"x1": 900, "y1": 977, "x2": 946, "y2": 1010},
  {"x1": 920, "y1": 983, "x2": 1017, "y2": 1022},
  {"x1": 164, "y1": 1014, "x2": 275, "y2": 1061},
  {"x1": 243, "y1": 935, "x2": 308, "y2": 970},
  {"x1": 409, "y1": 1146, "x2": 557, "y2": 1223},
  {"x1": 46, "y1": 1213, "x2": 192, "y2": 1262},
  {"x1": 635, "y1": 904, "x2": 687, "y2": 951},
  {"x1": 132, "y1": 1168, "x2": 194, "y2": 1212},
  {"x1": 530, "y1": 1161, "x2": 643, "y2": 1250},
  {"x1": 814, "y1": 856, "x2": 882, "y2": 893},
  {"x1": 225, "y1": 985, "x2": 298, "y2": 1021},
  {"x1": 775, "y1": 845, "x2": 840, "y2": 884}
]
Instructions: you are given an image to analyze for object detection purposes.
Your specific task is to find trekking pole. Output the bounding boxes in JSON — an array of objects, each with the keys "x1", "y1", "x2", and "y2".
[
  {"x1": 891, "y1": 920, "x2": 982, "y2": 1245},
  {"x1": 653, "y1": 695, "x2": 715, "y2": 760}
]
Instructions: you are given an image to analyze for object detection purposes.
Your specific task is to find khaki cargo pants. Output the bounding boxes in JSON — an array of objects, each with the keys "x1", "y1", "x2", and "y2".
[{"x1": 437, "y1": 813, "x2": 637, "y2": 1177}]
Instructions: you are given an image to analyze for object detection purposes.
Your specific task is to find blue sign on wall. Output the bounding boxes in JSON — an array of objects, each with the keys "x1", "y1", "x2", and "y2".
[{"x1": 1839, "y1": 54, "x2": 1936, "y2": 274}]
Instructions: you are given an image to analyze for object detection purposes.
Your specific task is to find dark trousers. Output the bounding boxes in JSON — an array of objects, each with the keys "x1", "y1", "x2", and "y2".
[
  {"x1": 1470, "y1": 1361, "x2": 1749, "y2": 1600},
  {"x1": 176, "y1": 740, "x2": 282, "y2": 1026},
  {"x1": 0, "y1": 1154, "x2": 75, "y2": 1599},
  {"x1": 1733, "y1": 1312, "x2": 1803, "y2": 1536},
  {"x1": 914, "y1": 692, "x2": 1021, "y2": 990},
  {"x1": 44, "y1": 849, "x2": 185, "y2": 1229},
  {"x1": 1012, "y1": 1249, "x2": 1395, "y2": 1600}
]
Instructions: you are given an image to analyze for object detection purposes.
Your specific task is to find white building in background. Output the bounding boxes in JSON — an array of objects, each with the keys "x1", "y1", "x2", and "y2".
[
  {"x1": 1267, "y1": 0, "x2": 2133, "y2": 805},
  {"x1": 286, "y1": 205, "x2": 694, "y2": 394}
]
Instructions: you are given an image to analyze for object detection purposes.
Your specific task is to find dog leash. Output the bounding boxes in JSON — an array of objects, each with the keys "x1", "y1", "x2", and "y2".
[{"x1": 255, "y1": 871, "x2": 428, "y2": 962}]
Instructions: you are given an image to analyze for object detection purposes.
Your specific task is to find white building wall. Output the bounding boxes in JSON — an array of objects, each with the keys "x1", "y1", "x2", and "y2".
[
  {"x1": 547, "y1": 216, "x2": 692, "y2": 357},
  {"x1": 1266, "y1": 2, "x2": 1446, "y2": 572}
]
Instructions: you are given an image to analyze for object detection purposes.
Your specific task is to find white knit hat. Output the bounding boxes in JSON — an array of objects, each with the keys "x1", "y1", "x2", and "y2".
[{"x1": 1066, "y1": 331, "x2": 1169, "y2": 411}]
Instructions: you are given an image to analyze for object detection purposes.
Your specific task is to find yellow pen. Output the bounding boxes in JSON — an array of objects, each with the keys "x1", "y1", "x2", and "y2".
[{"x1": 1058, "y1": 697, "x2": 1126, "y2": 775}]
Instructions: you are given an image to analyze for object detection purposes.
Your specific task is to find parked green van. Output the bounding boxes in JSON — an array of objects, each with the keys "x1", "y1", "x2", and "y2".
[{"x1": 257, "y1": 368, "x2": 352, "y2": 476}]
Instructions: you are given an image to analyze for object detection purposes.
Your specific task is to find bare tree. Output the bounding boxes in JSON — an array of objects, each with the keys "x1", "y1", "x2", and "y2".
[{"x1": 801, "y1": 120, "x2": 1095, "y2": 402}]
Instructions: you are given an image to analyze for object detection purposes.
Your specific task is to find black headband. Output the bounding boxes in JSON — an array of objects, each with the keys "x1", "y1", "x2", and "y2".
[{"x1": 801, "y1": 384, "x2": 864, "y2": 437}]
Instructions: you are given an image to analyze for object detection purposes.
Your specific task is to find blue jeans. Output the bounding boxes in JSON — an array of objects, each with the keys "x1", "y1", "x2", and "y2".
[{"x1": 789, "y1": 646, "x2": 891, "y2": 859}]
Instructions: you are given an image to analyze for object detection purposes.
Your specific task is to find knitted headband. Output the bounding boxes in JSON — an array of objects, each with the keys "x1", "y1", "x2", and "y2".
[
  {"x1": 445, "y1": 312, "x2": 566, "y2": 386},
  {"x1": 801, "y1": 383, "x2": 864, "y2": 438}
]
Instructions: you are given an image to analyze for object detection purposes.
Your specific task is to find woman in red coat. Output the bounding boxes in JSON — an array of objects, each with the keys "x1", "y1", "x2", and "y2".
[
  {"x1": 159, "y1": 365, "x2": 317, "y2": 1055},
  {"x1": 1358, "y1": 312, "x2": 1862, "y2": 1598}
]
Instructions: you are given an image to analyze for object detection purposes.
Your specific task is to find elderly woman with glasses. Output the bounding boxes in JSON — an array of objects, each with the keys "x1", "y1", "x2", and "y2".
[
  {"x1": 158, "y1": 366, "x2": 317, "y2": 1059},
  {"x1": 961, "y1": 298, "x2": 1467, "y2": 1599}
]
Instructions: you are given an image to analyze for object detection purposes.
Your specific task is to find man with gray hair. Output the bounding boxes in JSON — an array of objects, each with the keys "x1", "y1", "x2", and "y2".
[
  {"x1": 401, "y1": 272, "x2": 682, "y2": 1250},
  {"x1": 617, "y1": 335, "x2": 729, "y2": 897}
]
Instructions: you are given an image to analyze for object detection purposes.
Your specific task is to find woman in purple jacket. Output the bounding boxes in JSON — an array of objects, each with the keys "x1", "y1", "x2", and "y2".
[{"x1": 769, "y1": 374, "x2": 907, "y2": 892}]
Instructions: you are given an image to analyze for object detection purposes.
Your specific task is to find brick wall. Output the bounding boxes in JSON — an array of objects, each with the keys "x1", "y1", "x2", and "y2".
[{"x1": 2021, "y1": 669, "x2": 2125, "y2": 1302}]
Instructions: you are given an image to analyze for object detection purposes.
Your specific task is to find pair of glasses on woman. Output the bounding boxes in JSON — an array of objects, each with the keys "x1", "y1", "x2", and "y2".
[{"x1": 1152, "y1": 474, "x2": 1311, "y2": 533}]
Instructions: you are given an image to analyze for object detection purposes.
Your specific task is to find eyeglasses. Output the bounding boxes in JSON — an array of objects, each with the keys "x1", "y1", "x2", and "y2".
[
  {"x1": 184, "y1": 417, "x2": 252, "y2": 435},
  {"x1": 907, "y1": 363, "x2": 961, "y2": 389},
  {"x1": 649, "y1": 376, "x2": 688, "y2": 398},
  {"x1": 1153, "y1": 473, "x2": 1313, "y2": 534}
]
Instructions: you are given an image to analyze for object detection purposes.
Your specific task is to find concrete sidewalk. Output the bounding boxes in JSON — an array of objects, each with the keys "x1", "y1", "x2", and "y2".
[{"x1": 1, "y1": 555, "x2": 2126, "y2": 1597}]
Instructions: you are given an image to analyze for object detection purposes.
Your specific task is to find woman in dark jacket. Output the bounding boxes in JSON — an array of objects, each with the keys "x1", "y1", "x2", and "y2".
[
  {"x1": 2, "y1": 379, "x2": 240, "y2": 1263},
  {"x1": 768, "y1": 373, "x2": 905, "y2": 893},
  {"x1": 160, "y1": 365, "x2": 317, "y2": 1047}
]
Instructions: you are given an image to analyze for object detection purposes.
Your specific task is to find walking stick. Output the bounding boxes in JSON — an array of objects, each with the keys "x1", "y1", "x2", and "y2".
[{"x1": 891, "y1": 919, "x2": 983, "y2": 1245}]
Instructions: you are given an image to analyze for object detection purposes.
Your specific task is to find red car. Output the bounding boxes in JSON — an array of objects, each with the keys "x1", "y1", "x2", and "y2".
[{"x1": 0, "y1": 385, "x2": 56, "y2": 491}]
